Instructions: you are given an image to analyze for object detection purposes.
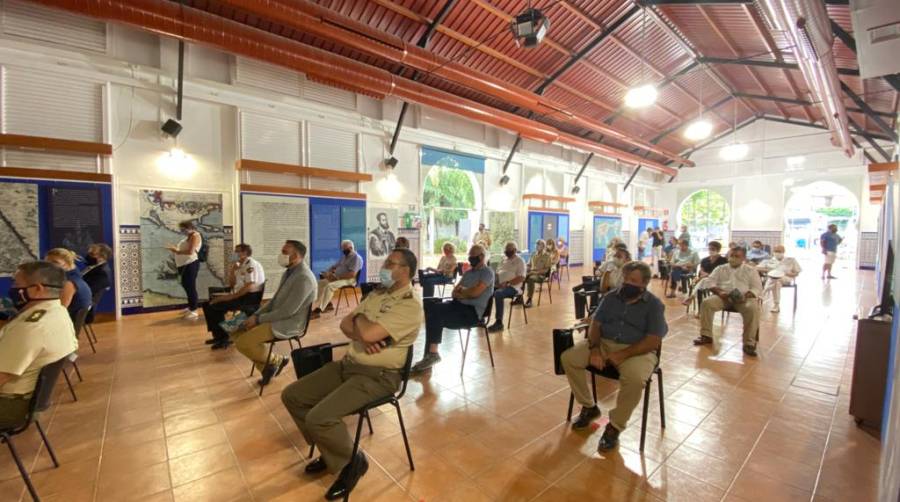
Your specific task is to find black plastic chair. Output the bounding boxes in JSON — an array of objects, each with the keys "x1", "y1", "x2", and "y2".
[
  {"x1": 534, "y1": 269, "x2": 553, "y2": 305},
  {"x1": 334, "y1": 270, "x2": 362, "y2": 317},
  {"x1": 506, "y1": 291, "x2": 528, "y2": 327},
  {"x1": 2, "y1": 357, "x2": 67, "y2": 502},
  {"x1": 83, "y1": 287, "x2": 109, "y2": 347},
  {"x1": 307, "y1": 347, "x2": 416, "y2": 472},
  {"x1": 252, "y1": 304, "x2": 312, "y2": 396},
  {"x1": 72, "y1": 307, "x2": 94, "y2": 355},
  {"x1": 458, "y1": 296, "x2": 495, "y2": 375},
  {"x1": 565, "y1": 348, "x2": 665, "y2": 452},
  {"x1": 437, "y1": 263, "x2": 463, "y2": 298}
]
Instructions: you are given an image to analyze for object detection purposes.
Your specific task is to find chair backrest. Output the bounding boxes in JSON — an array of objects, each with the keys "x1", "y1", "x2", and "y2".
[
  {"x1": 300, "y1": 304, "x2": 313, "y2": 339},
  {"x1": 353, "y1": 269, "x2": 362, "y2": 286},
  {"x1": 395, "y1": 346, "x2": 415, "y2": 400},
  {"x1": 5, "y1": 357, "x2": 67, "y2": 434},
  {"x1": 90, "y1": 287, "x2": 110, "y2": 309},
  {"x1": 454, "y1": 262, "x2": 464, "y2": 280},
  {"x1": 479, "y1": 291, "x2": 494, "y2": 323},
  {"x1": 72, "y1": 307, "x2": 90, "y2": 334}
]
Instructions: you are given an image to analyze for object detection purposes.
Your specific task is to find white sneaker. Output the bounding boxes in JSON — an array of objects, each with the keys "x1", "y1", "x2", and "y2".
[
  {"x1": 183, "y1": 310, "x2": 199, "y2": 320},
  {"x1": 179, "y1": 308, "x2": 190, "y2": 315}
]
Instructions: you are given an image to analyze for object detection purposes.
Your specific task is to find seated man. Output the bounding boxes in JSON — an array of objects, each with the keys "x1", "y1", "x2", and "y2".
[
  {"x1": 281, "y1": 249, "x2": 422, "y2": 501},
  {"x1": 523, "y1": 240, "x2": 551, "y2": 307},
  {"x1": 412, "y1": 244, "x2": 494, "y2": 373},
  {"x1": 419, "y1": 242, "x2": 458, "y2": 298},
  {"x1": 235, "y1": 240, "x2": 316, "y2": 386},
  {"x1": 746, "y1": 240, "x2": 769, "y2": 263},
  {"x1": 0, "y1": 262, "x2": 78, "y2": 428},
  {"x1": 759, "y1": 245, "x2": 801, "y2": 313},
  {"x1": 572, "y1": 244, "x2": 628, "y2": 320},
  {"x1": 312, "y1": 240, "x2": 363, "y2": 318},
  {"x1": 201, "y1": 243, "x2": 265, "y2": 349},
  {"x1": 667, "y1": 239, "x2": 698, "y2": 298},
  {"x1": 561, "y1": 261, "x2": 667, "y2": 451},
  {"x1": 694, "y1": 247, "x2": 762, "y2": 356},
  {"x1": 487, "y1": 241, "x2": 526, "y2": 333}
]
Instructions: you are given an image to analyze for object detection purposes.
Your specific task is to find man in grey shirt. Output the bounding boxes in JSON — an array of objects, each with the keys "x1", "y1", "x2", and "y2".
[
  {"x1": 313, "y1": 240, "x2": 363, "y2": 318},
  {"x1": 412, "y1": 244, "x2": 494, "y2": 374},
  {"x1": 235, "y1": 240, "x2": 316, "y2": 387}
]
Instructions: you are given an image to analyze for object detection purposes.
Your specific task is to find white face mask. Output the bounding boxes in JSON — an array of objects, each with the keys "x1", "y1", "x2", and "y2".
[
  {"x1": 774, "y1": 252, "x2": 785, "y2": 260},
  {"x1": 277, "y1": 253, "x2": 291, "y2": 267}
]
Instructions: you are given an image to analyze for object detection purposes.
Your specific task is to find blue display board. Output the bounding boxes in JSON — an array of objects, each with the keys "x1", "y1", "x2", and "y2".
[
  {"x1": 0, "y1": 177, "x2": 115, "y2": 314},
  {"x1": 638, "y1": 218, "x2": 658, "y2": 237},
  {"x1": 526, "y1": 211, "x2": 569, "y2": 253},
  {"x1": 308, "y1": 198, "x2": 367, "y2": 280},
  {"x1": 593, "y1": 215, "x2": 623, "y2": 262}
]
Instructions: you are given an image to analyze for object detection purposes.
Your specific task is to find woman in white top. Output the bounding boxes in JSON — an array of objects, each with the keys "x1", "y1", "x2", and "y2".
[{"x1": 166, "y1": 220, "x2": 202, "y2": 319}]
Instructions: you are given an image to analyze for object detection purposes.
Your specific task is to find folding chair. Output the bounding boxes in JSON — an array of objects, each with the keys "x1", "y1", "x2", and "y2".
[
  {"x1": 458, "y1": 296, "x2": 495, "y2": 375},
  {"x1": 83, "y1": 287, "x2": 110, "y2": 347},
  {"x1": 506, "y1": 291, "x2": 528, "y2": 327},
  {"x1": 535, "y1": 269, "x2": 553, "y2": 305},
  {"x1": 334, "y1": 270, "x2": 362, "y2": 317},
  {"x1": 558, "y1": 256, "x2": 570, "y2": 281},
  {"x1": 253, "y1": 305, "x2": 312, "y2": 396},
  {"x1": 565, "y1": 348, "x2": 665, "y2": 452},
  {"x1": 308, "y1": 347, "x2": 416, "y2": 472},
  {"x1": 437, "y1": 263, "x2": 463, "y2": 298},
  {"x1": 2, "y1": 357, "x2": 67, "y2": 501}
]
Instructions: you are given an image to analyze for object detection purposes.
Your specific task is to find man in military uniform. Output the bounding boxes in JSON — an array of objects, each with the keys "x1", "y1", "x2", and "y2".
[
  {"x1": 281, "y1": 248, "x2": 422, "y2": 501},
  {"x1": 201, "y1": 243, "x2": 266, "y2": 349},
  {"x1": 0, "y1": 261, "x2": 78, "y2": 428},
  {"x1": 367, "y1": 212, "x2": 396, "y2": 258}
]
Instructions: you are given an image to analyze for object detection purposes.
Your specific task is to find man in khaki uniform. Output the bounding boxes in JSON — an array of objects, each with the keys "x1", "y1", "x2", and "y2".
[
  {"x1": 561, "y1": 261, "x2": 667, "y2": 452},
  {"x1": 524, "y1": 239, "x2": 552, "y2": 307},
  {"x1": 0, "y1": 262, "x2": 78, "y2": 428},
  {"x1": 281, "y1": 248, "x2": 422, "y2": 501}
]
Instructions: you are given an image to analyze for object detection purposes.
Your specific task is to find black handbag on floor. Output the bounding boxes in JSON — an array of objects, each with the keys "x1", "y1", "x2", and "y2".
[
  {"x1": 552, "y1": 329, "x2": 575, "y2": 375},
  {"x1": 291, "y1": 342, "x2": 349, "y2": 379}
]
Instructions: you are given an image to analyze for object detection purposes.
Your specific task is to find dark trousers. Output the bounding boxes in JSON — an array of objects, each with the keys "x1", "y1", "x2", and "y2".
[
  {"x1": 423, "y1": 299, "x2": 479, "y2": 352},
  {"x1": 202, "y1": 295, "x2": 253, "y2": 342},
  {"x1": 419, "y1": 272, "x2": 453, "y2": 298},
  {"x1": 178, "y1": 261, "x2": 201, "y2": 310},
  {"x1": 573, "y1": 277, "x2": 600, "y2": 319},
  {"x1": 492, "y1": 286, "x2": 519, "y2": 325}
]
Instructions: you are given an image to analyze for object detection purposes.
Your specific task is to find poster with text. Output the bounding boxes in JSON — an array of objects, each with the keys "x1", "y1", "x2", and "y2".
[
  {"x1": 241, "y1": 193, "x2": 310, "y2": 297},
  {"x1": 140, "y1": 190, "x2": 224, "y2": 308},
  {"x1": 0, "y1": 182, "x2": 39, "y2": 276},
  {"x1": 367, "y1": 207, "x2": 398, "y2": 281},
  {"x1": 48, "y1": 186, "x2": 104, "y2": 256}
]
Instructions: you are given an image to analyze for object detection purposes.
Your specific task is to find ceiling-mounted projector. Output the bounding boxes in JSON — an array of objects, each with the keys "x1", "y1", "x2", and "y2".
[{"x1": 510, "y1": 8, "x2": 550, "y2": 48}]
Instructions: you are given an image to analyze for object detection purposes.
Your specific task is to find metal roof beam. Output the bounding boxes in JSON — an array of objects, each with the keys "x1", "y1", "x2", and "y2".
[
  {"x1": 840, "y1": 82, "x2": 899, "y2": 141},
  {"x1": 734, "y1": 92, "x2": 810, "y2": 106},
  {"x1": 831, "y1": 20, "x2": 900, "y2": 92},
  {"x1": 650, "y1": 96, "x2": 734, "y2": 144},
  {"x1": 676, "y1": 116, "x2": 760, "y2": 159},
  {"x1": 761, "y1": 115, "x2": 895, "y2": 142},
  {"x1": 534, "y1": 5, "x2": 640, "y2": 95},
  {"x1": 849, "y1": 116, "x2": 892, "y2": 161},
  {"x1": 698, "y1": 56, "x2": 860, "y2": 76},
  {"x1": 639, "y1": 0, "x2": 750, "y2": 5},
  {"x1": 604, "y1": 62, "x2": 700, "y2": 125}
]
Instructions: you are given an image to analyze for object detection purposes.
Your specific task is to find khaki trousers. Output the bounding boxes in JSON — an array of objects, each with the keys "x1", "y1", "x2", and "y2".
[
  {"x1": 699, "y1": 295, "x2": 759, "y2": 346},
  {"x1": 764, "y1": 277, "x2": 792, "y2": 304},
  {"x1": 0, "y1": 396, "x2": 30, "y2": 429},
  {"x1": 560, "y1": 339, "x2": 658, "y2": 431},
  {"x1": 316, "y1": 278, "x2": 354, "y2": 309},
  {"x1": 525, "y1": 273, "x2": 546, "y2": 298},
  {"x1": 281, "y1": 359, "x2": 400, "y2": 474},
  {"x1": 231, "y1": 324, "x2": 282, "y2": 372}
]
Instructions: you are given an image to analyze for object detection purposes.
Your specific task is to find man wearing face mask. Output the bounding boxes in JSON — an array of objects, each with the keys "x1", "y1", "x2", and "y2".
[
  {"x1": 667, "y1": 239, "x2": 699, "y2": 299},
  {"x1": 0, "y1": 261, "x2": 78, "y2": 428},
  {"x1": 759, "y1": 245, "x2": 801, "y2": 313},
  {"x1": 523, "y1": 240, "x2": 551, "y2": 308},
  {"x1": 200, "y1": 244, "x2": 265, "y2": 349},
  {"x1": 234, "y1": 240, "x2": 316, "y2": 387},
  {"x1": 746, "y1": 240, "x2": 769, "y2": 263},
  {"x1": 561, "y1": 261, "x2": 667, "y2": 451},
  {"x1": 412, "y1": 244, "x2": 495, "y2": 374},
  {"x1": 487, "y1": 241, "x2": 526, "y2": 332},
  {"x1": 312, "y1": 240, "x2": 363, "y2": 318},
  {"x1": 695, "y1": 247, "x2": 762, "y2": 356},
  {"x1": 281, "y1": 248, "x2": 421, "y2": 500}
]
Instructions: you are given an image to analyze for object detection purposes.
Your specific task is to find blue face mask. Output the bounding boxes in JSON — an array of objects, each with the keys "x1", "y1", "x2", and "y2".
[
  {"x1": 379, "y1": 268, "x2": 395, "y2": 288},
  {"x1": 229, "y1": 253, "x2": 240, "y2": 262}
]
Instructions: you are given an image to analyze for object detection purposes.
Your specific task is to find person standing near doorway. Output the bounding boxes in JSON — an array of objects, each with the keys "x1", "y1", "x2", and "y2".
[{"x1": 820, "y1": 224, "x2": 842, "y2": 280}]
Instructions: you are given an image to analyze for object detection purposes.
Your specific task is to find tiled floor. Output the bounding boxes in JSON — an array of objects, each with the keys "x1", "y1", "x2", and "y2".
[{"x1": 0, "y1": 264, "x2": 883, "y2": 501}]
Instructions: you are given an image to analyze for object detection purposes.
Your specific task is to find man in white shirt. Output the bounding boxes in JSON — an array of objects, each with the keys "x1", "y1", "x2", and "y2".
[
  {"x1": 759, "y1": 244, "x2": 801, "y2": 313},
  {"x1": 202, "y1": 243, "x2": 266, "y2": 349},
  {"x1": 488, "y1": 241, "x2": 526, "y2": 332},
  {"x1": 695, "y1": 247, "x2": 762, "y2": 356},
  {"x1": 473, "y1": 223, "x2": 492, "y2": 249}
]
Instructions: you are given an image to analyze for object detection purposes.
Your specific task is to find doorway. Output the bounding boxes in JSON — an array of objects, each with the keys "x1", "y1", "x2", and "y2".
[{"x1": 784, "y1": 181, "x2": 859, "y2": 270}]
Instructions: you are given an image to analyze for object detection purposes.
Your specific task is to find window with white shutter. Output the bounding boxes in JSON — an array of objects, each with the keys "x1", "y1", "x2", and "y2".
[
  {"x1": 307, "y1": 123, "x2": 356, "y2": 171},
  {"x1": 303, "y1": 80, "x2": 355, "y2": 109},
  {"x1": 234, "y1": 56, "x2": 302, "y2": 97},
  {"x1": 240, "y1": 112, "x2": 301, "y2": 165},
  {"x1": 1, "y1": 0, "x2": 106, "y2": 53}
]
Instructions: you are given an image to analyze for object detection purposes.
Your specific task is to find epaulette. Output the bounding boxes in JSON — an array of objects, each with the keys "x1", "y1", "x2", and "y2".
[{"x1": 25, "y1": 310, "x2": 46, "y2": 322}]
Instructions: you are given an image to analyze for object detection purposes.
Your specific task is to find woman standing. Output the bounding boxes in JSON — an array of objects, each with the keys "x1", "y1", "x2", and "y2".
[
  {"x1": 45, "y1": 248, "x2": 92, "y2": 320},
  {"x1": 167, "y1": 220, "x2": 202, "y2": 320}
]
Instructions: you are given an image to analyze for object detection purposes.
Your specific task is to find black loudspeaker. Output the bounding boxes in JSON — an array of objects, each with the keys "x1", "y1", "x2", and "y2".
[
  {"x1": 161, "y1": 119, "x2": 182, "y2": 138},
  {"x1": 384, "y1": 156, "x2": 398, "y2": 168}
]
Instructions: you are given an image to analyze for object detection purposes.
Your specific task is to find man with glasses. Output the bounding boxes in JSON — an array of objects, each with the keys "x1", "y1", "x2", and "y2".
[{"x1": 281, "y1": 248, "x2": 422, "y2": 501}]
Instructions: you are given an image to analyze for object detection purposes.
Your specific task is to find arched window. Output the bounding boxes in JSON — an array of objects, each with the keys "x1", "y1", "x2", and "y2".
[
  {"x1": 423, "y1": 165, "x2": 478, "y2": 256},
  {"x1": 679, "y1": 189, "x2": 730, "y2": 248}
]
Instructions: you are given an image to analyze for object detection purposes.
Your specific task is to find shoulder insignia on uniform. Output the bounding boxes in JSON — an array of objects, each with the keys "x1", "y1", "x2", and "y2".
[
  {"x1": 26, "y1": 310, "x2": 46, "y2": 322},
  {"x1": 247, "y1": 267, "x2": 253, "y2": 273},
  {"x1": 402, "y1": 292, "x2": 413, "y2": 299}
]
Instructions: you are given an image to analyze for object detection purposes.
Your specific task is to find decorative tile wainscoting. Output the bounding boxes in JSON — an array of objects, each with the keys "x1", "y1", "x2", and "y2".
[
  {"x1": 858, "y1": 232, "x2": 878, "y2": 270},
  {"x1": 730, "y1": 230, "x2": 783, "y2": 249}
]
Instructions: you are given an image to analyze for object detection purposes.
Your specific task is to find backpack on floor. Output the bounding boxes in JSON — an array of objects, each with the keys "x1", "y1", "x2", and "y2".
[{"x1": 552, "y1": 329, "x2": 575, "y2": 375}]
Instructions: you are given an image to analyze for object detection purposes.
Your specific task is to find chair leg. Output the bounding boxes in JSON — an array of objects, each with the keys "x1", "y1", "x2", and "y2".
[
  {"x1": 81, "y1": 325, "x2": 96, "y2": 354},
  {"x1": 72, "y1": 361, "x2": 83, "y2": 382},
  {"x1": 793, "y1": 286, "x2": 798, "y2": 315},
  {"x1": 656, "y1": 368, "x2": 666, "y2": 429},
  {"x1": 548, "y1": 282, "x2": 552, "y2": 304},
  {"x1": 640, "y1": 378, "x2": 652, "y2": 452},
  {"x1": 62, "y1": 368, "x2": 77, "y2": 402},
  {"x1": 590, "y1": 372, "x2": 597, "y2": 403},
  {"x1": 308, "y1": 443, "x2": 316, "y2": 459},
  {"x1": 249, "y1": 359, "x2": 256, "y2": 377},
  {"x1": 566, "y1": 392, "x2": 575, "y2": 421},
  {"x1": 86, "y1": 324, "x2": 99, "y2": 344},
  {"x1": 394, "y1": 402, "x2": 415, "y2": 471},
  {"x1": 365, "y1": 410, "x2": 373, "y2": 435},
  {"x1": 334, "y1": 290, "x2": 343, "y2": 317},
  {"x1": 350, "y1": 411, "x2": 366, "y2": 460},
  {"x1": 507, "y1": 298, "x2": 513, "y2": 327},
  {"x1": 522, "y1": 301, "x2": 528, "y2": 324},
  {"x1": 35, "y1": 420, "x2": 59, "y2": 468},
  {"x1": 460, "y1": 329, "x2": 471, "y2": 376},
  {"x1": 353, "y1": 288, "x2": 359, "y2": 306},
  {"x1": 258, "y1": 342, "x2": 276, "y2": 396},
  {"x1": 537, "y1": 283, "x2": 543, "y2": 306},
  {"x1": 483, "y1": 327, "x2": 495, "y2": 368},
  {"x1": 4, "y1": 434, "x2": 40, "y2": 502}
]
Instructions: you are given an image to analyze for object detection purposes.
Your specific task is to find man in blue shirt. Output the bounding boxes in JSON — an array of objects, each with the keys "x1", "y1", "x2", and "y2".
[
  {"x1": 412, "y1": 244, "x2": 494, "y2": 374},
  {"x1": 820, "y1": 224, "x2": 842, "y2": 280},
  {"x1": 312, "y1": 240, "x2": 363, "y2": 318},
  {"x1": 561, "y1": 261, "x2": 667, "y2": 451}
]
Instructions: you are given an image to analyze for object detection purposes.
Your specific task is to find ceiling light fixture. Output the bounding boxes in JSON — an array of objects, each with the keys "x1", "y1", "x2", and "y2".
[
  {"x1": 510, "y1": 6, "x2": 550, "y2": 48},
  {"x1": 624, "y1": 8, "x2": 658, "y2": 109},
  {"x1": 684, "y1": 119, "x2": 713, "y2": 141},
  {"x1": 719, "y1": 100, "x2": 748, "y2": 161}
]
